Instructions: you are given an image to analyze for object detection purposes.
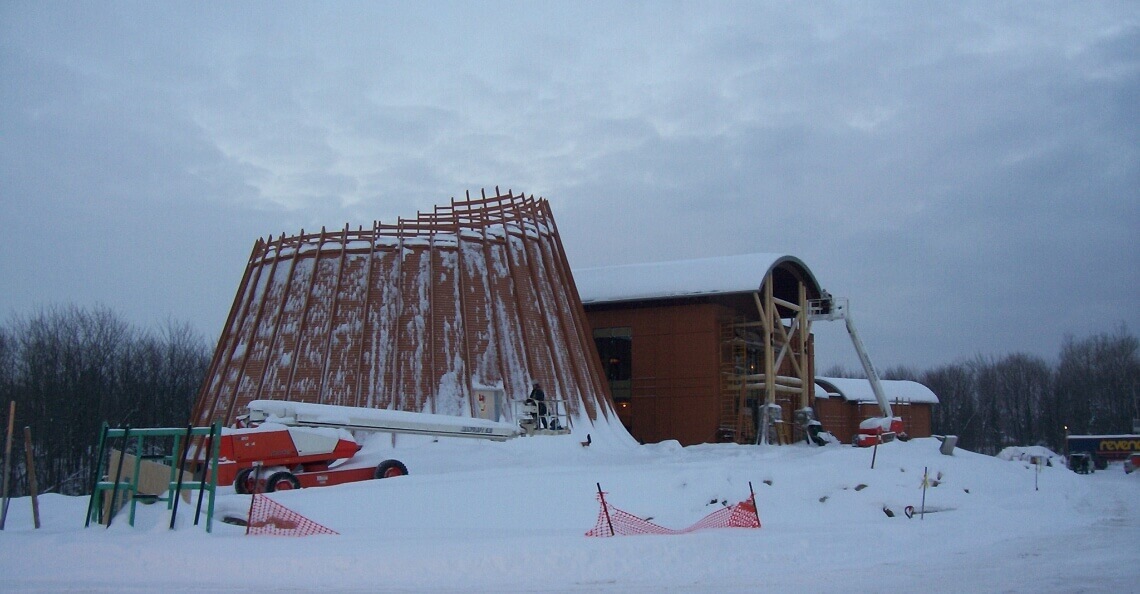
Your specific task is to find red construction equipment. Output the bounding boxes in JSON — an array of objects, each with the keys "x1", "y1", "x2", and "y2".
[
  {"x1": 213, "y1": 399, "x2": 533, "y2": 492},
  {"x1": 216, "y1": 425, "x2": 407, "y2": 493}
]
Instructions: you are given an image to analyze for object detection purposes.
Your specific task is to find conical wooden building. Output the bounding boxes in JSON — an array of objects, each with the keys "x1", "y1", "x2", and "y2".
[{"x1": 191, "y1": 190, "x2": 623, "y2": 439}]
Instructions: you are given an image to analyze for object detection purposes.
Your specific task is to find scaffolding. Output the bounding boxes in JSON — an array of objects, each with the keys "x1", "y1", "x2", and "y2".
[
  {"x1": 85, "y1": 423, "x2": 221, "y2": 532},
  {"x1": 718, "y1": 321, "x2": 752, "y2": 443}
]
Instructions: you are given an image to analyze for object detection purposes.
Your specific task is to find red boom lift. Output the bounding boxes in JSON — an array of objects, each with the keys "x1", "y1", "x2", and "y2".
[{"x1": 212, "y1": 400, "x2": 531, "y2": 492}]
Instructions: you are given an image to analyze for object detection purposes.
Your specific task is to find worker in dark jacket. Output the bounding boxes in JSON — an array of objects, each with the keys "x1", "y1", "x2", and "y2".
[{"x1": 528, "y1": 382, "x2": 548, "y2": 429}]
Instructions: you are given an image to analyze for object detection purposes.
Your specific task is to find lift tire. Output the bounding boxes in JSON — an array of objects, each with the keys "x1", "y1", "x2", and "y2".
[
  {"x1": 375, "y1": 459, "x2": 409, "y2": 479},
  {"x1": 234, "y1": 467, "x2": 257, "y2": 495},
  {"x1": 265, "y1": 471, "x2": 301, "y2": 492}
]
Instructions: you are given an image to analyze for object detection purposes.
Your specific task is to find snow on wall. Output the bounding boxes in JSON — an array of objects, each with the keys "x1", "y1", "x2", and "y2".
[{"x1": 192, "y1": 192, "x2": 623, "y2": 438}]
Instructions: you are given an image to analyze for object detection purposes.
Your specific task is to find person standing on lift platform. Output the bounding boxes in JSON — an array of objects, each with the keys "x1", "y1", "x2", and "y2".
[{"x1": 528, "y1": 382, "x2": 548, "y2": 429}]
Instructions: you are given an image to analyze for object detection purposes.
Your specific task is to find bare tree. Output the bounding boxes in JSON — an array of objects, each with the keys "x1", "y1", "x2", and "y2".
[
  {"x1": 923, "y1": 361, "x2": 978, "y2": 446},
  {"x1": 2, "y1": 305, "x2": 210, "y2": 496},
  {"x1": 820, "y1": 364, "x2": 862, "y2": 378},
  {"x1": 1054, "y1": 326, "x2": 1139, "y2": 442}
]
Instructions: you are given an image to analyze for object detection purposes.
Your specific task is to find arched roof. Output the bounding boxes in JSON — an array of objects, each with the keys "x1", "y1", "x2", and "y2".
[
  {"x1": 573, "y1": 253, "x2": 823, "y2": 305},
  {"x1": 815, "y1": 377, "x2": 940, "y2": 404}
]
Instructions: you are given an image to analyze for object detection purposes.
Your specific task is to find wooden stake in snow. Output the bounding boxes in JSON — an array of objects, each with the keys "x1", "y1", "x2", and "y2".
[
  {"x1": 920, "y1": 466, "x2": 928, "y2": 520},
  {"x1": 23, "y1": 426, "x2": 40, "y2": 529},
  {"x1": 0, "y1": 401, "x2": 15, "y2": 530}
]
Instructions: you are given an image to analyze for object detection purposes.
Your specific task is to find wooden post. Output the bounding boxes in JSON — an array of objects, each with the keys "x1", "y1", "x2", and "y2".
[
  {"x1": 763, "y1": 278, "x2": 776, "y2": 411},
  {"x1": 0, "y1": 401, "x2": 15, "y2": 530},
  {"x1": 23, "y1": 427, "x2": 40, "y2": 529},
  {"x1": 921, "y1": 466, "x2": 928, "y2": 520},
  {"x1": 798, "y1": 282, "x2": 810, "y2": 410}
]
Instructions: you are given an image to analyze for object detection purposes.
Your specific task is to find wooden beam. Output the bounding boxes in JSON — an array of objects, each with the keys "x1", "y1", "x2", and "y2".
[
  {"x1": 315, "y1": 225, "x2": 351, "y2": 405},
  {"x1": 725, "y1": 380, "x2": 807, "y2": 394},
  {"x1": 353, "y1": 221, "x2": 378, "y2": 408},
  {"x1": 763, "y1": 276, "x2": 775, "y2": 410},
  {"x1": 773, "y1": 296, "x2": 801, "y2": 312},
  {"x1": 798, "y1": 282, "x2": 811, "y2": 409},
  {"x1": 728, "y1": 373, "x2": 804, "y2": 385},
  {"x1": 753, "y1": 292, "x2": 770, "y2": 334},
  {"x1": 773, "y1": 317, "x2": 804, "y2": 378},
  {"x1": 284, "y1": 227, "x2": 327, "y2": 402}
]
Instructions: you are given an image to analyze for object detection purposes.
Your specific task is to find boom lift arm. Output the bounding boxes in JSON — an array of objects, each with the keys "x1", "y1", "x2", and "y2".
[{"x1": 809, "y1": 292, "x2": 904, "y2": 446}]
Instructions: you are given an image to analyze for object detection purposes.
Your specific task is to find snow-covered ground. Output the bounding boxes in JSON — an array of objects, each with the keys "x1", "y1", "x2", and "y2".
[{"x1": 1, "y1": 434, "x2": 1137, "y2": 592}]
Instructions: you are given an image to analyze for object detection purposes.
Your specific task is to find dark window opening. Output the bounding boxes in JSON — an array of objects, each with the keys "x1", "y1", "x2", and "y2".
[
  {"x1": 594, "y1": 327, "x2": 633, "y2": 431},
  {"x1": 593, "y1": 327, "x2": 632, "y2": 402}
]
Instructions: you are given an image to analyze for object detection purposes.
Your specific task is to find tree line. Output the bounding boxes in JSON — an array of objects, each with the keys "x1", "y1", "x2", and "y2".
[
  {"x1": 826, "y1": 325, "x2": 1140, "y2": 455},
  {"x1": 0, "y1": 304, "x2": 1137, "y2": 497},
  {"x1": 0, "y1": 305, "x2": 212, "y2": 497}
]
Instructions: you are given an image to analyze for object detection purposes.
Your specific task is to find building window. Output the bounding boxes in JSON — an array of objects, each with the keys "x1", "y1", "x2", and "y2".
[
  {"x1": 594, "y1": 327, "x2": 632, "y2": 430},
  {"x1": 593, "y1": 327, "x2": 632, "y2": 403},
  {"x1": 594, "y1": 327, "x2": 632, "y2": 381}
]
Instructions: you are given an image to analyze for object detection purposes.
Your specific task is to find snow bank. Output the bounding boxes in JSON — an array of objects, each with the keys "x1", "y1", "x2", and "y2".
[{"x1": 1, "y1": 438, "x2": 1136, "y2": 592}]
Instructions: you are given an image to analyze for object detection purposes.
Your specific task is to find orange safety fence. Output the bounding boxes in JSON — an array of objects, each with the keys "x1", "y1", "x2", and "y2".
[
  {"x1": 246, "y1": 493, "x2": 338, "y2": 537},
  {"x1": 586, "y1": 483, "x2": 761, "y2": 537}
]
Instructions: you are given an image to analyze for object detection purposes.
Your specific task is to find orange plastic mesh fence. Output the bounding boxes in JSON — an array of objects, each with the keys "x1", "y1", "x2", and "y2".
[
  {"x1": 586, "y1": 492, "x2": 760, "y2": 537},
  {"x1": 246, "y1": 494, "x2": 338, "y2": 537}
]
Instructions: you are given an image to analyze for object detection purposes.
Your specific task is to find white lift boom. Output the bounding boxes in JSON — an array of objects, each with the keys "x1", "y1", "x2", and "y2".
[
  {"x1": 246, "y1": 400, "x2": 524, "y2": 441},
  {"x1": 809, "y1": 292, "x2": 904, "y2": 446}
]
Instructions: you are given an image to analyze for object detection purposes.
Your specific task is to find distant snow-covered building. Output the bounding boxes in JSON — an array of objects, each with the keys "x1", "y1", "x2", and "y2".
[{"x1": 813, "y1": 377, "x2": 939, "y2": 444}]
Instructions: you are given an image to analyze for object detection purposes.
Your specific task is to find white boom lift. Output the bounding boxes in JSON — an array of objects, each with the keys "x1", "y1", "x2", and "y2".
[
  {"x1": 212, "y1": 399, "x2": 568, "y2": 493},
  {"x1": 808, "y1": 292, "x2": 905, "y2": 446},
  {"x1": 246, "y1": 400, "x2": 524, "y2": 441}
]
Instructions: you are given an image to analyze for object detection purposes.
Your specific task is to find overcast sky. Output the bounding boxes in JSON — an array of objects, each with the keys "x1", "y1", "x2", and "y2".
[{"x1": 2, "y1": 2, "x2": 1137, "y2": 372}]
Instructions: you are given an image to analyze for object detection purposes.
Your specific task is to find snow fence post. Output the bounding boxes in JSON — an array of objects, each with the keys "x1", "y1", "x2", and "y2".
[
  {"x1": 748, "y1": 481, "x2": 761, "y2": 526},
  {"x1": 596, "y1": 483, "x2": 614, "y2": 537}
]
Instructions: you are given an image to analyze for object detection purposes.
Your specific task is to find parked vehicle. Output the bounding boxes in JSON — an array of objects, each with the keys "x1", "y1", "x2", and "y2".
[{"x1": 1065, "y1": 434, "x2": 1140, "y2": 472}]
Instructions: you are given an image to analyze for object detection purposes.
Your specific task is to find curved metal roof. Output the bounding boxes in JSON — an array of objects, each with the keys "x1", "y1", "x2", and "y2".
[
  {"x1": 815, "y1": 377, "x2": 940, "y2": 404},
  {"x1": 573, "y1": 253, "x2": 823, "y2": 304}
]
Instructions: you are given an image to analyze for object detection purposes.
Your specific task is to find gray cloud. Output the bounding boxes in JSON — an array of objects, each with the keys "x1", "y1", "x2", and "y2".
[{"x1": 2, "y1": 1, "x2": 1136, "y2": 371}]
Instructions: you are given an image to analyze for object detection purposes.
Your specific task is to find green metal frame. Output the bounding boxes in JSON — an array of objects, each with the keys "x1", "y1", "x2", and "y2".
[{"x1": 85, "y1": 422, "x2": 222, "y2": 532}]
